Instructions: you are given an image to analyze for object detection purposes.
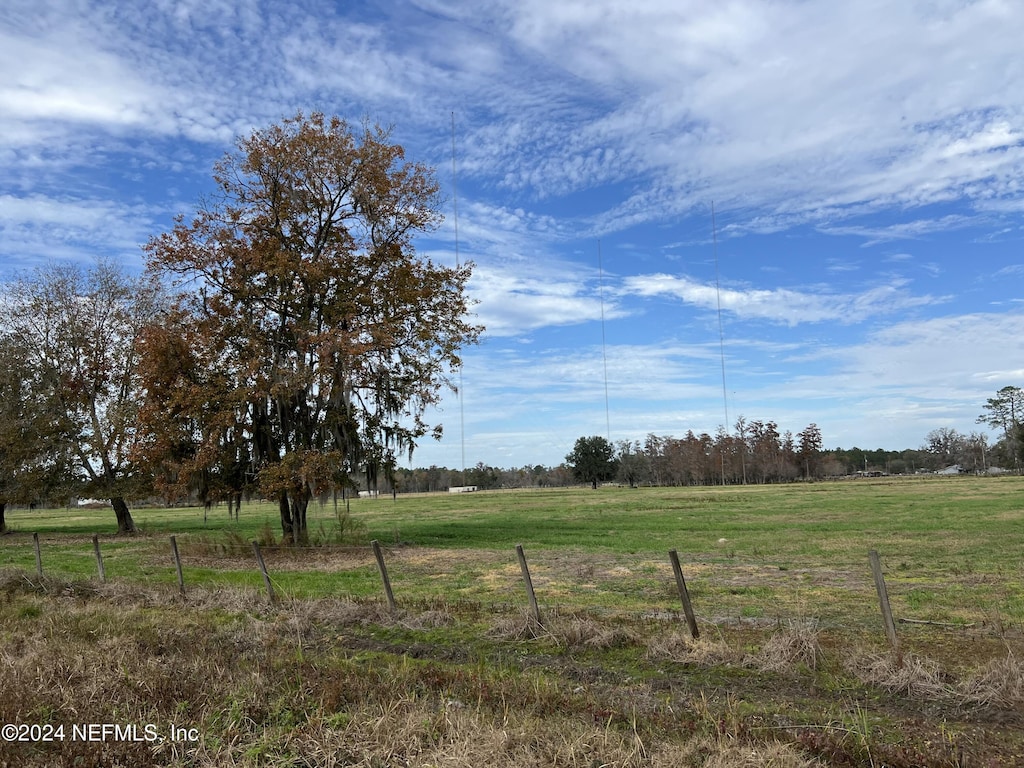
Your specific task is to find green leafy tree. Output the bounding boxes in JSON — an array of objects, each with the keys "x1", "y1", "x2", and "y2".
[
  {"x1": 978, "y1": 386, "x2": 1024, "y2": 471},
  {"x1": 0, "y1": 332, "x2": 59, "y2": 530},
  {"x1": 0, "y1": 327, "x2": 83, "y2": 527},
  {"x1": 464, "y1": 462, "x2": 501, "y2": 490},
  {"x1": 615, "y1": 439, "x2": 649, "y2": 488},
  {"x1": 566, "y1": 436, "x2": 618, "y2": 489},
  {"x1": 796, "y1": 423, "x2": 823, "y2": 480},
  {"x1": 4, "y1": 260, "x2": 161, "y2": 533},
  {"x1": 142, "y1": 113, "x2": 481, "y2": 543},
  {"x1": 923, "y1": 427, "x2": 966, "y2": 468}
]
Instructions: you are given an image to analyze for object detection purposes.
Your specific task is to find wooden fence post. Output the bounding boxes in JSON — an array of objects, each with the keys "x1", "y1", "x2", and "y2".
[
  {"x1": 515, "y1": 544, "x2": 541, "y2": 624},
  {"x1": 251, "y1": 541, "x2": 275, "y2": 602},
  {"x1": 33, "y1": 533, "x2": 43, "y2": 577},
  {"x1": 92, "y1": 534, "x2": 106, "y2": 582},
  {"x1": 371, "y1": 540, "x2": 396, "y2": 611},
  {"x1": 170, "y1": 536, "x2": 185, "y2": 597},
  {"x1": 668, "y1": 549, "x2": 700, "y2": 639},
  {"x1": 869, "y1": 549, "x2": 900, "y2": 658}
]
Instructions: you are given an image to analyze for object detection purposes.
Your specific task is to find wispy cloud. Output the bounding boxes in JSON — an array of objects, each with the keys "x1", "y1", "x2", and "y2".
[
  {"x1": 619, "y1": 274, "x2": 947, "y2": 325},
  {"x1": 801, "y1": 311, "x2": 1024, "y2": 407},
  {"x1": 6, "y1": 0, "x2": 1024, "y2": 240},
  {"x1": 992, "y1": 264, "x2": 1024, "y2": 278},
  {"x1": 0, "y1": 193, "x2": 156, "y2": 273},
  {"x1": 456, "y1": 0, "x2": 1024, "y2": 234},
  {"x1": 819, "y1": 215, "x2": 976, "y2": 246},
  {"x1": 468, "y1": 264, "x2": 624, "y2": 337}
]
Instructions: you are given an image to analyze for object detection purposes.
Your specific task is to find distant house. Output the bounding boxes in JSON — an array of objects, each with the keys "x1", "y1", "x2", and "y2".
[
  {"x1": 448, "y1": 485, "x2": 478, "y2": 494},
  {"x1": 936, "y1": 464, "x2": 962, "y2": 475}
]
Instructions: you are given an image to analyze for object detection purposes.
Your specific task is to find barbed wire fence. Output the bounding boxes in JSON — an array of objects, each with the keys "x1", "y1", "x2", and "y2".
[{"x1": 2, "y1": 529, "x2": 1012, "y2": 654}]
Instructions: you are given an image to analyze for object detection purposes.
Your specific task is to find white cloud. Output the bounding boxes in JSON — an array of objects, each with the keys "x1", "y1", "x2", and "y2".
[
  {"x1": 412, "y1": 306, "x2": 1024, "y2": 466},
  {"x1": 819, "y1": 215, "x2": 977, "y2": 246},
  {"x1": 848, "y1": 312, "x2": 1024, "y2": 393},
  {"x1": 993, "y1": 264, "x2": 1024, "y2": 278},
  {"x1": 0, "y1": 193, "x2": 155, "y2": 272},
  {"x1": 619, "y1": 273, "x2": 947, "y2": 325},
  {"x1": 468, "y1": 264, "x2": 622, "y2": 337},
  {"x1": 6, "y1": 0, "x2": 1022, "y2": 236},
  {"x1": 440, "y1": 0, "x2": 1024, "y2": 233}
]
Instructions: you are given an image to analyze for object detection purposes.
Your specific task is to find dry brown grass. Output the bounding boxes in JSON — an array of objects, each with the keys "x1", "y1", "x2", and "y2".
[
  {"x1": 0, "y1": 570, "x2": 832, "y2": 767},
  {"x1": 173, "y1": 699, "x2": 821, "y2": 768},
  {"x1": 486, "y1": 610, "x2": 547, "y2": 641},
  {"x1": 957, "y1": 652, "x2": 1024, "y2": 708},
  {"x1": 486, "y1": 611, "x2": 645, "y2": 647},
  {"x1": 645, "y1": 630, "x2": 741, "y2": 666},
  {"x1": 749, "y1": 620, "x2": 824, "y2": 673},
  {"x1": 0, "y1": 579, "x2": 826, "y2": 768},
  {"x1": 547, "y1": 616, "x2": 643, "y2": 650},
  {"x1": 702, "y1": 743, "x2": 823, "y2": 768},
  {"x1": 846, "y1": 647, "x2": 1024, "y2": 711},
  {"x1": 3, "y1": 569, "x2": 1024, "y2": 766},
  {"x1": 845, "y1": 650, "x2": 955, "y2": 699}
]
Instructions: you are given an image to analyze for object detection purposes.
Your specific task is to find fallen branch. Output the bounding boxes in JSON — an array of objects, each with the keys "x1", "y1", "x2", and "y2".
[{"x1": 898, "y1": 618, "x2": 975, "y2": 628}]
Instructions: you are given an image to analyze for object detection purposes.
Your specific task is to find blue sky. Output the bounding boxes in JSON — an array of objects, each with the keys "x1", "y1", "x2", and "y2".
[{"x1": 2, "y1": 0, "x2": 1023, "y2": 469}]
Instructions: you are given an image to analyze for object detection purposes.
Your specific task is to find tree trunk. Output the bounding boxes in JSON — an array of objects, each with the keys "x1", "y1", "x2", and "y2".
[
  {"x1": 291, "y1": 492, "x2": 309, "y2": 546},
  {"x1": 111, "y1": 496, "x2": 136, "y2": 534},
  {"x1": 279, "y1": 492, "x2": 294, "y2": 544},
  {"x1": 0, "y1": 501, "x2": 6, "y2": 533}
]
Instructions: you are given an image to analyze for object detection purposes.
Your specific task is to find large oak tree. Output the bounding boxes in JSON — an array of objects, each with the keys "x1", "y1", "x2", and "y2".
[
  {"x1": 142, "y1": 113, "x2": 480, "y2": 543},
  {"x1": 566, "y1": 436, "x2": 618, "y2": 489}
]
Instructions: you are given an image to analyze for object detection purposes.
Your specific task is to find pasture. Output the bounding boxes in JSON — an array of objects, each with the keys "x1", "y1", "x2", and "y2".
[{"x1": 1, "y1": 476, "x2": 1023, "y2": 765}]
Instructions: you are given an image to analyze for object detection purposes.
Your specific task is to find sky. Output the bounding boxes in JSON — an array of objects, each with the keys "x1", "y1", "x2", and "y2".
[{"x1": 2, "y1": 0, "x2": 1023, "y2": 469}]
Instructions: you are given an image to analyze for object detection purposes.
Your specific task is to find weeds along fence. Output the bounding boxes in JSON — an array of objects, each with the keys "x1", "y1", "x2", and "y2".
[{"x1": 2, "y1": 530, "x2": 1007, "y2": 652}]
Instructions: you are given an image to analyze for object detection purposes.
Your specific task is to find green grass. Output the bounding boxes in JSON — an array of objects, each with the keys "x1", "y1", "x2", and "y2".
[{"x1": 3, "y1": 475, "x2": 1024, "y2": 629}]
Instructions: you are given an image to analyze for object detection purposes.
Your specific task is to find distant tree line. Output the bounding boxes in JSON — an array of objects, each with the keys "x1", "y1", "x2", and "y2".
[
  {"x1": 390, "y1": 463, "x2": 574, "y2": 493},
  {"x1": 386, "y1": 405, "x2": 1024, "y2": 495},
  {"x1": 561, "y1": 423, "x2": 829, "y2": 488}
]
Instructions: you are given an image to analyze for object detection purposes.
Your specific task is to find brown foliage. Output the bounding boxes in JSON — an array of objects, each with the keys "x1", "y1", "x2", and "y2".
[{"x1": 140, "y1": 113, "x2": 481, "y2": 540}]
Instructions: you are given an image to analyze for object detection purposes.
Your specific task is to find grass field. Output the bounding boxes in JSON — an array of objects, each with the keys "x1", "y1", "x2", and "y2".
[{"x1": 1, "y1": 476, "x2": 1023, "y2": 765}]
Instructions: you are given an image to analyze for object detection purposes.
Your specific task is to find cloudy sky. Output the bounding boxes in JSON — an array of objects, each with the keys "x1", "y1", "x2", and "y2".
[{"x1": 3, "y1": 0, "x2": 1023, "y2": 468}]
